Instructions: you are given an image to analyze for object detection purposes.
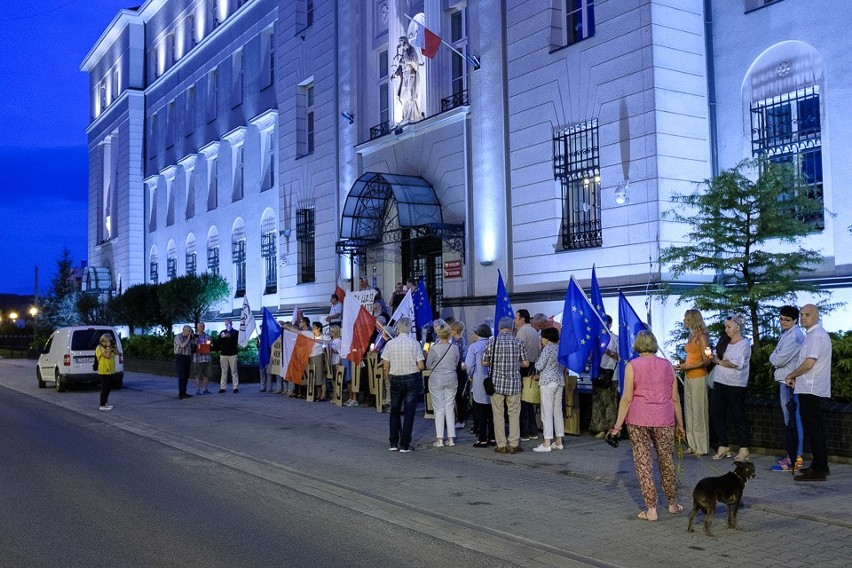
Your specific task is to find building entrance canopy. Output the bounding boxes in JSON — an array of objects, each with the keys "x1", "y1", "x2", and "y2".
[{"x1": 336, "y1": 172, "x2": 464, "y2": 260}]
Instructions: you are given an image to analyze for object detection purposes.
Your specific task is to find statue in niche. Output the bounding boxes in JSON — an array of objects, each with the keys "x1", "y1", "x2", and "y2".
[{"x1": 392, "y1": 35, "x2": 423, "y2": 124}]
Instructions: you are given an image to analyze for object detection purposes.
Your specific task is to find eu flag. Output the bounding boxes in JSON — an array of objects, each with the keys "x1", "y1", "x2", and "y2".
[
  {"x1": 494, "y1": 270, "x2": 514, "y2": 327},
  {"x1": 558, "y1": 276, "x2": 606, "y2": 374},
  {"x1": 589, "y1": 265, "x2": 607, "y2": 379},
  {"x1": 259, "y1": 307, "x2": 282, "y2": 369},
  {"x1": 617, "y1": 292, "x2": 647, "y2": 393},
  {"x1": 412, "y1": 278, "x2": 434, "y2": 328}
]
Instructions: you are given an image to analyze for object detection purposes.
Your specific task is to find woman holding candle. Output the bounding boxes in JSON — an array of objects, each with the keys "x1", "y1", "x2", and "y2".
[{"x1": 673, "y1": 309, "x2": 712, "y2": 456}]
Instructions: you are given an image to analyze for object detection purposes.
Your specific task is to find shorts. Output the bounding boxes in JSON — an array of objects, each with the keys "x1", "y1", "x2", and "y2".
[{"x1": 193, "y1": 360, "x2": 212, "y2": 378}]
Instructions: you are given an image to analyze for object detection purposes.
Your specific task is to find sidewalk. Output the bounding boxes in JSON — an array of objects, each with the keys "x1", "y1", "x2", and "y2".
[{"x1": 3, "y1": 361, "x2": 850, "y2": 568}]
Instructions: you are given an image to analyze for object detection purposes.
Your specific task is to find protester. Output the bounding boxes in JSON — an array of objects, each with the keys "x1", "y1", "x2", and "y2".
[
  {"x1": 610, "y1": 330, "x2": 685, "y2": 521},
  {"x1": 216, "y1": 318, "x2": 240, "y2": 394},
  {"x1": 785, "y1": 304, "x2": 832, "y2": 482},
  {"x1": 674, "y1": 309, "x2": 711, "y2": 456},
  {"x1": 515, "y1": 309, "x2": 541, "y2": 441},
  {"x1": 96, "y1": 333, "x2": 120, "y2": 411},
  {"x1": 708, "y1": 315, "x2": 751, "y2": 461},
  {"x1": 325, "y1": 294, "x2": 343, "y2": 327},
  {"x1": 769, "y1": 305, "x2": 805, "y2": 471},
  {"x1": 466, "y1": 323, "x2": 495, "y2": 447},
  {"x1": 426, "y1": 320, "x2": 461, "y2": 447},
  {"x1": 533, "y1": 327, "x2": 566, "y2": 452},
  {"x1": 174, "y1": 325, "x2": 193, "y2": 399},
  {"x1": 450, "y1": 320, "x2": 468, "y2": 429},
  {"x1": 590, "y1": 315, "x2": 619, "y2": 438},
  {"x1": 309, "y1": 321, "x2": 328, "y2": 400},
  {"x1": 257, "y1": 333, "x2": 273, "y2": 393},
  {"x1": 382, "y1": 317, "x2": 425, "y2": 452},
  {"x1": 483, "y1": 316, "x2": 530, "y2": 454},
  {"x1": 193, "y1": 322, "x2": 213, "y2": 395}
]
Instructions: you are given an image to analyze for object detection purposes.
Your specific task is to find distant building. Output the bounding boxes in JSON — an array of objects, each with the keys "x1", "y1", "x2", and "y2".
[{"x1": 82, "y1": 0, "x2": 852, "y2": 334}]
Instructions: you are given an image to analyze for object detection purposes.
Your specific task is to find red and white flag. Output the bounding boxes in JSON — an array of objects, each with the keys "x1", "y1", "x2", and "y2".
[
  {"x1": 335, "y1": 277, "x2": 347, "y2": 301},
  {"x1": 413, "y1": 24, "x2": 441, "y2": 59},
  {"x1": 341, "y1": 292, "x2": 376, "y2": 366},
  {"x1": 280, "y1": 329, "x2": 314, "y2": 384}
]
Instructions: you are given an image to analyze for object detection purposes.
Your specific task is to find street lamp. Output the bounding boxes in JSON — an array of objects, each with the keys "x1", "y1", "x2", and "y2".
[
  {"x1": 9, "y1": 311, "x2": 18, "y2": 321},
  {"x1": 29, "y1": 307, "x2": 38, "y2": 317}
]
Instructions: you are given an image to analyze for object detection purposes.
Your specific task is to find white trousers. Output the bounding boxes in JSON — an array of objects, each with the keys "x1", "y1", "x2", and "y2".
[
  {"x1": 430, "y1": 379, "x2": 458, "y2": 439},
  {"x1": 540, "y1": 383, "x2": 565, "y2": 440}
]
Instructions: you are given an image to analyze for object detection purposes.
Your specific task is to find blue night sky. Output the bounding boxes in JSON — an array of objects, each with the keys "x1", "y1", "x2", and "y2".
[{"x1": 0, "y1": 1, "x2": 132, "y2": 295}]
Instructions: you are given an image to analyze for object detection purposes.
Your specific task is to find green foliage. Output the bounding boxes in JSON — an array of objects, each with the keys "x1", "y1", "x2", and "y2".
[
  {"x1": 76, "y1": 294, "x2": 111, "y2": 325},
  {"x1": 122, "y1": 334, "x2": 174, "y2": 359},
  {"x1": 159, "y1": 273, "x2": 230, "y2": 327},
  {"x1": 109, "y1": 283, "x2": 162, "y2": 335},
  {"x1": 660, "y1": 157, "x2": 829, "y2": 350}
]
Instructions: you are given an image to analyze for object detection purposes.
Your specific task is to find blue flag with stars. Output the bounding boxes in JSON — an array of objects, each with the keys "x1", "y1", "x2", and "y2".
[
  {"x1": 494, "y1": 270, "x2": 514, "y2": 327},
  {"x1": 618, "y1": 291, "x2": 647, "y2": 393},
  {"x1": 589, "y1": 265, "x2": 607, "y2": 379},
  {"x1": 558, "y1": 276, "x2": 606, "y2": 374},
  {"x1": 412, "y1": 278, "x2": 434, "y2": 328}
]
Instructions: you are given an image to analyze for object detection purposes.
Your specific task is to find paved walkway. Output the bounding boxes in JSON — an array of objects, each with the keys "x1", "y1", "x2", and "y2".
[{"x1": 3, "y1": 360, "x2": 850, "y2": 567}]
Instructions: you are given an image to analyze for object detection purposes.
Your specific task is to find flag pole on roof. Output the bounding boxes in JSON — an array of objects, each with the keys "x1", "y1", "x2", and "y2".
[{"x1": 404, "y1": 13, "x2": 481, "y2": 68}]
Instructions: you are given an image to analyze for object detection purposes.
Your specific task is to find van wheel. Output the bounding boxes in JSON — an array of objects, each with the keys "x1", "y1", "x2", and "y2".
[
  {"x1": 55, "y1": 369, "x2": 66, "y2": 392},
  {"x1": 37, "y1": 368, "x2": 46, "y2": 388}
]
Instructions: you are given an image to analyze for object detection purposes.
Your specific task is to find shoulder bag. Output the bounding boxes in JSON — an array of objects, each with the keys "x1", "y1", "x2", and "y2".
[{"x1": 482, "y1": 339, "x2": 496, "y2": 396}]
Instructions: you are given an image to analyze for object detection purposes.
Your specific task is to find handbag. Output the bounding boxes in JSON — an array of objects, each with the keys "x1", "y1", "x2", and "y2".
[
  {"x1": 482, "y1": 338, "x2": 496, "y2": 396},
  {"x1": 591, "y1": 367, "x2": 614, "y2": 389},
  {"x1": 92, "y1": 355, "x2": 99, "y2": 372},
  {"x1": 705, "y1": 366, "x2": 716, "y2": 389},
  {"x1": 521, "y1": 375, "x2": 541, "y2": 404}
]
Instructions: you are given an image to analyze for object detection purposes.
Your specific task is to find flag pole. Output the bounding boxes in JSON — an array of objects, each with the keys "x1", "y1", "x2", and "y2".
[
  {"x1": 403, "y1": 13, "x2": 480, "y2": 68},
  {"x1": 569, "y1": 275, "x2": 610, "y2": 333}
]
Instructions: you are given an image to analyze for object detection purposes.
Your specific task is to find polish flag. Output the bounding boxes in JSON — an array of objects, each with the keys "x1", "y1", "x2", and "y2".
[
  {"x1": 414, "y1": 25, "x2": 441, "y2": 59},
  {"x1": 341, "y1": 292, "x2": 376, "y2": 366},
  {"x1": 280, "y1": 329, "x2": 314, "y2": 385},
  {"x1": 335, "y1": 277, "x2": 347, "y2": 300}
]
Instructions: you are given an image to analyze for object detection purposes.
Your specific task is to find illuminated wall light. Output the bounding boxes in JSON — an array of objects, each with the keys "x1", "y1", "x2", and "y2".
[{"x1": 615, "y1": 179, "x2": 630, "y2": 205}]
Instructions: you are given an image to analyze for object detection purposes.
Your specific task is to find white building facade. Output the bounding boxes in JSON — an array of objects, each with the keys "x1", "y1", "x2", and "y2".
[{"x1": 83, "y1": 0, "x2": 851, "y2": 333}]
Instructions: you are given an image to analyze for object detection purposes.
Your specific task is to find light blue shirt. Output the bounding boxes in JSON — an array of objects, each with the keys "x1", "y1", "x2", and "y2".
[{"x1": 769, "y1": 326, "x2": 804, "y2": 383}]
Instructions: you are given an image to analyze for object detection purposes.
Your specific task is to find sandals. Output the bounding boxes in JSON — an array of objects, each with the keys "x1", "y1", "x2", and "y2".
[
  {"x1": 637, "y1": 511, "x2": 658, "y2": 522},
  {"x1": 669, "y1": 504, "x2": 683, "y2": 514},
  {"x1": 712, "y1": 446, "x2": 731, "y2": 460}
]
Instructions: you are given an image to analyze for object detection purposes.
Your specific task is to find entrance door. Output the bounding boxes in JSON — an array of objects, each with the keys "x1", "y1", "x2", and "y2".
[{"x1": 402, "y1": 232, "x2": 442, "y2": 319}]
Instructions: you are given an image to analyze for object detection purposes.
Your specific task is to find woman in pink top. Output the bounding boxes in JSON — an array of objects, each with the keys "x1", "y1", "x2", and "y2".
[{"x1": 610, "y1": 330, "x2": 685, "y2": 522}]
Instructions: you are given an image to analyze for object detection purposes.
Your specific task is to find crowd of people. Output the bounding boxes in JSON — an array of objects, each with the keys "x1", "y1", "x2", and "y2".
[{"x1": 171, "y1": 295, "x2": 834, "y2": 496}]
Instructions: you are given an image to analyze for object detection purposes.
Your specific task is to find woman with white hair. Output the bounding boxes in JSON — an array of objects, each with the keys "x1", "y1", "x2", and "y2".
[
  {"x1": 707, "y1": 314, "x2": 752, "y2": 462},
  {"x1": 426, "y1": 319, "x2": 461, "y2": 447}
]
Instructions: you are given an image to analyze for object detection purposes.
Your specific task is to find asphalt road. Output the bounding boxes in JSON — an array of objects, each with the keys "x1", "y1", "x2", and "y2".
[{"x1": 0, "y1": 386, "x2": 518, "y2": 568}]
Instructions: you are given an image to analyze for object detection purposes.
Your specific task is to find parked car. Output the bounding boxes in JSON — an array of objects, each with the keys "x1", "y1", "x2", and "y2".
[{"x1": 36, "y1": 326, "x2": 124, "y2": 392}]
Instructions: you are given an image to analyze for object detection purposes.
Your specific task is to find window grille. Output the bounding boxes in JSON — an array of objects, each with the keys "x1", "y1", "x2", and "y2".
[
  {"x1": 186, "y1": 252, "x2": 197, "y2": 275},
  {"x1": 261, "y1": 232, "x2": 277, "y2": 294},
  {"x1": 232, "y1": 239, "x2": 246, "y2": 296},
  {"x1": 297, "y1": 207, "x2": 315, "y2": 284},
  {"x1": 207, "y1": 246, "x2": 219, "y2": 275},
  {"x1": 167, "y1": 257, "x2": 177, "y2": 279},
  {"x1": 553, "y1": 119, "x2": 602, "y2": 250},
  {"x1": 150, "y1": 261, "x2": 159, "y2": 284},
  {"x1": 751, "y1": 86, "x2": 823, "y2": 228}
]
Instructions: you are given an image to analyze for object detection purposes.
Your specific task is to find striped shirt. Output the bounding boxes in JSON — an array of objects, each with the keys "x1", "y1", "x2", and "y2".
[{"x1": 174, "y1": 334, "x2": 192, "y2": 356}]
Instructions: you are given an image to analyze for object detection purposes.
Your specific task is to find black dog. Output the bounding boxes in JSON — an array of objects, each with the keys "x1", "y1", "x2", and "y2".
[{"x1": 687, "y1": 461, "x2": 756, "y2": 536}]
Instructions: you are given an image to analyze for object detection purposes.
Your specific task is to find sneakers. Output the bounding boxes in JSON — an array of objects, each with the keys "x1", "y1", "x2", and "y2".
[
  {"x1": 446, "y1": 439, "x2": 455, "y2": 447},
  {"x1": 388, "y1": 446, "x2": 399, "y2": 451},
  {"x1": 344, "y1": 399, "x2": 359, "y2": 407},
  {"x1": 433, "y1": 440, "x2": 445, "y2": 448},
  {"x1": 218, "y1": 388, "x2": 226, "y2": 394},
  {"x1": 454, "y1": 422, "x2": 465, "y2": 429},
  {"x1": 399, "y1": 447, "x2": 413, "y2": 453},
  {"x1": 98, "y1": 405, "x2": 113, "y2": 411},
  {"x1": 520, "y1": 436, "x2": 531, "y2": 442},
  {"x1": 552, "y1": 443, "x2": 564, "y2": 450},
  {"x1": 734, "y1": 447, "x2": 750, "y2": 462},
  {"x1": 533, "y1": 444, "x2": 552, "y2": 453}
]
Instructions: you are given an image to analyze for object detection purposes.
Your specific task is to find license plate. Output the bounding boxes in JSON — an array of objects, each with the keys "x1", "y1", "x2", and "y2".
[{"x1": 76, "y1": 356, "x2": 95, "y2": 364}]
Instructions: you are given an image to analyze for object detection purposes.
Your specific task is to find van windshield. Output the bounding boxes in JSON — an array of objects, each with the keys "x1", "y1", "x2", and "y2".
[{"x1": 71, "y1": 329, "x2": 116, "y2": 351}]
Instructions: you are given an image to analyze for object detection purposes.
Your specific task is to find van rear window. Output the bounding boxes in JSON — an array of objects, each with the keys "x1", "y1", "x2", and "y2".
[{"x1": 71, "y1": 329, "x2": 116, "y2": 351}]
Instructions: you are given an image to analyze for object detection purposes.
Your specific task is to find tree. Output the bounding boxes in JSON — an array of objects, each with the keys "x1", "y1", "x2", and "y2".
[
  {"x1": 158, "y1": 273, "x2": 230, "y2": 328},
  {"x1": 36, "y1": 248, "x2": 82, "y2": 344},
  {"x1": 108, "y1": 283, "x2": 161, "y2": 335},
  {"x1": 660, "y1": 157, "x2": 828, "y2": 349}
]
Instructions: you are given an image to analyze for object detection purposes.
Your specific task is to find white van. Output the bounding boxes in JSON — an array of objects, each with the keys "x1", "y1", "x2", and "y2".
[{"x1": 36, "y1": 326, "x2": 125, "y2": 392}]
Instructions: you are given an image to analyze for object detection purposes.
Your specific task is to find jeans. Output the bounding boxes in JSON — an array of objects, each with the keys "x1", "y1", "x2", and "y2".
[
  {"x1": 389, "y1": 373, "x2": 422, "y2": 450},
  {"x1": 798, "y1": 394, "x2": 828, "y2": 472},
  {"x1": 779, "y1": 384, "x2": 804, "y2": 457},
  {"x1": 711, "y1": 383, "x2": 750, "y2": 448}
]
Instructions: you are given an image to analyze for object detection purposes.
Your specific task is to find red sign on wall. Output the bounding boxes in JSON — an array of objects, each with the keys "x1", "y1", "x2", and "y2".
[{"x1": 443, "y1": 260, "x2": 462, "y2": 279}]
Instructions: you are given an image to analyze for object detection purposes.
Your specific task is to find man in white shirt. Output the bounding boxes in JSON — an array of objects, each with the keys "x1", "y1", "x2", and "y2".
[
  {"x1": 382, "y1": 317, "x2": 425, "y2": 452},
  {"x1": 785, "y1": 304, "x2": 832, "y2": 481},
  {"x1": 325, "y1": 294, "x2": 343, "y2": 327}
]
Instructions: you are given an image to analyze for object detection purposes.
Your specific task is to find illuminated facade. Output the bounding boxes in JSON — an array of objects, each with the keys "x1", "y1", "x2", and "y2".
[{"x1": 83, "y1": 0, "x2": 851, "y2": 332}]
